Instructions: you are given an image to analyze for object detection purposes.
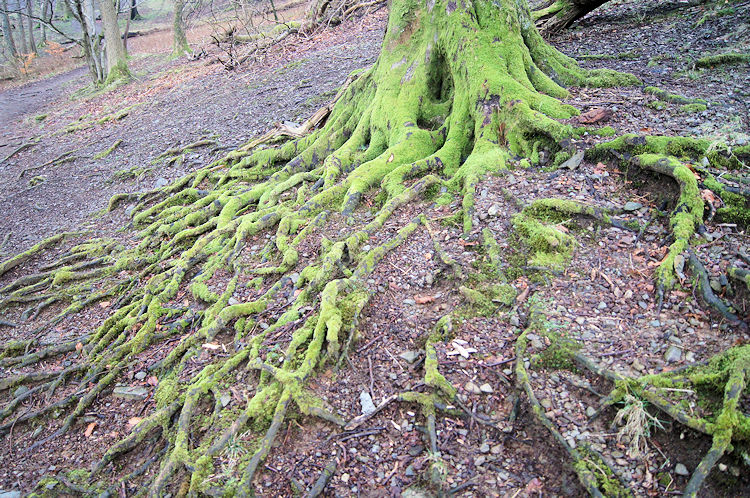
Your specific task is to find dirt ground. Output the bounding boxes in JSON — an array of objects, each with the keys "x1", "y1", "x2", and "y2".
[{"x1": 1, "y1": 0, "x2": 749, "y2": 496}]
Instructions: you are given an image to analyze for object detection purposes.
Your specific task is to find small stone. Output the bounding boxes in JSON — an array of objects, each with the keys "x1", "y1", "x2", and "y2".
[
  {"x1": 540, "y1": 398, "x2": 553, "y2": 410},
  {"x1": 586, "y1": 406, "x2": 596, "y2": 417},
  {"x1": 154, "y1": 177, "x2": 169, "y2": 189},
  {"x1": 405, "y1": 464, "x2": 416, "y2": 477},
  {"x1": 408, "y1": 444, "x2": 424, "y2": 456},
  {"x1": 134, "y1": 371, "x2": 147, "y2": 381},
  {"x1": 597, "y1": 301, "x2": 608, "y2": 310},
  {"x1": 113, "y1": 386, "x2": 149, "y2": 400},
  {"x1": 575, "y1": 317, "x2": 585, "y2": 325},
  {"x1": 649, "y1": 320, "x2": 661, "y2": 327},
  {"x1": 709, "y1": 278, "x2": 722, "y2": 292},
  {"x1": 559, "y1": 149, "x2": 584, "y2": 170},
  {"x1": 480, "y1": 383, "x2": 494, "y2": 394},
  {"x1": 399, "y1": 351, "x2": 420, "y2": 364},
  {"x1": 403, "y1": 298, "x2": 416, "y2": 305},
  {"x1": 623, "y1": 201, "x2": 643, "y2": 212},
  {"x1": 371, "y1": 444, "x2": 381, "y2": 454},
  {"x1": 474, "y1": 455, "x2": 486, "y2": 467},
  {"x1": 632, "y1": 359, "x2": 645, "y2": 372},
  {"x1": 675, "y1": 463, "x2": 689, "y2": 476},
  {"x1": 480, "y1": 443, "x2": 490, "y2": 453},
  {"x1": 686, "y1": 351, "x2": 696, "y2": 363},
  {"x1": 465, "y1": 382, "x2": 482, "y2": 395},
  {"x1": 718, "y1": 463, "x2": 727, "y2": 471},
  {"x1": 623, "y1": 289, "x2": 634, "y2": 300},
  {"x1": 665, "y1": 345, "x2": 682, "y2": 363},
  {"x1": 228, "y1": 297, "x2": 239, "y2": 306},
  {"x1": 509, "y1": 315, "x2": 520, "y2": 327},
  {"x1": 359, "y1": 391, "x2": 376, "y2": 415},
  {"x1": 220, "y1": 393, "x2": 231, "y2": 408},
  {"x1": 488, "y1": 204, "x2": 501, "y2": 217},
  {"x1": 341, "y1": 473, "x2": 350, "y2": 483}
]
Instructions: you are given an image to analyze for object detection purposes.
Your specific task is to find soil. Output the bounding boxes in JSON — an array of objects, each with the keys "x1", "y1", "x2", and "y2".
[{"x1": 0, "y1": 0, "x2": 749, "y2": 496}]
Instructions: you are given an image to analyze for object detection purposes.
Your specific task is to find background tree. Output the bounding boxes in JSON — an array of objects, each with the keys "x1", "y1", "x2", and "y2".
[
  {"x1": 98, "y1": 0, "x2": 129, "y2": 82},
  {"x1": 533, "y1": 0, "x2": 607, "y2": 32},
  {"x1": 25, "y1": 0, "x2": 36, "y2": 53},
  {"x1": 171, "y1": 0, "x2": 189, "y2": 56},
  {"x1": 1, "y1": 0, "x2": 18, "y2": 58}
]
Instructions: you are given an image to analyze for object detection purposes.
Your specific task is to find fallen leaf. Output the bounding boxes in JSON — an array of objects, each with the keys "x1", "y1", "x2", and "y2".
[
  {"x1": 99, "y1": 301, "x2": 111, "y2": 308},
  {"x1": 387, "y1": 153, "x2": 394, "y2": 163},
  {"x1": 578, "y1": 107, "x2": 613, "y2": 124},
  {"x1": 202, "y1": 343, "x2": 220, "y2": 350},
  {"x1": 516, "y1": 285, "x2": 530, "y2": 303},
  {"x1": 458, "y1": 239, "x2": 478, "y2": 246},
  {"x1": 75, "y1": 342, "x2": 83, "y2": 353},
  {"x1": 415, "y1": 295, "x2": 435, "y2": 304},
  {"x1": 84, "y1": 422, "x2": 96, "y2": 437},
  {"x1": 147, "y1": 376, "x2": 158, "y2": 386},
  {"x1": 424, "y1": 252, "x2": 433, "y2": 260},
  {"x1": 127, "y1": 417, "x2": 143, "y2": 429}
]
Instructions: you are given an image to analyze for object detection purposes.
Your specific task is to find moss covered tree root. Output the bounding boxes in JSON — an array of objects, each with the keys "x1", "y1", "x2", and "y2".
[{"x1": 4, "y1": 0, "x2": 739, "y2": 494}]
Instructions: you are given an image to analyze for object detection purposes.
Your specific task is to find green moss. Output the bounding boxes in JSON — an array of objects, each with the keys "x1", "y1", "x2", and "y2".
[
  {"x1": 695, "y1": 53, "x2": 750, "y2": 68},
  {"x1": 643, "y1": 86, "x2": 706, "y2": 105},
  {"x1": 679, "y1": 103, "x2": 707, "y2": 114},
  {"x1": 647, "y1": 100, "x2": 668, "y2": 111}
]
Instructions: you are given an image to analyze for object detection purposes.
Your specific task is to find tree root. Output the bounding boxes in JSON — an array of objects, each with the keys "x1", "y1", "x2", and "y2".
[
  {"x1": 686, "y1": 250, "x2": 743, "y2": 328},
  {"x1": 575, "y1": 346, "x2": 750, "y2": 497}
]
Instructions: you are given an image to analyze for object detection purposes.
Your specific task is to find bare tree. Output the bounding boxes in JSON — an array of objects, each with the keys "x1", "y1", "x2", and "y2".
[
  {"x1": 25, "y1": 0, "x2": 36, "y2": 53},
  {"x1": 1, "y1": 0, "x2": 18, "y2": 58},
  {"x1": 171, "y1": 0, "x2": 189, "y2": 56},
  {"x1": 98, "y1": 0, "x2": 129, "y2": 82}
]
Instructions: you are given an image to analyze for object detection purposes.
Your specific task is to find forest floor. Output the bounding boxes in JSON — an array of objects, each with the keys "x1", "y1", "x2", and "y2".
[{"x1": 0, "y1": 0, "x2": 749, "y2": 496}]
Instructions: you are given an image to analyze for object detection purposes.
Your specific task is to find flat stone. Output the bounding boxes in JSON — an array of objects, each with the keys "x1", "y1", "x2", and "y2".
[
  {"x1": 559, "y1": 149, "x2": 584, "y2": 170},
  {"x1": 488, "y1": 204, "x2": 501, "y2": 217},
  {"x1": 586, "y1": 406, "x2": 597, "y2": 417},
  {"x1": 480, "y1": 443, "x2": 490, "y2": 453},
  {"x1": 134, "y1": 371, "x2": 147, "y2": 381},
  {"x1": 359, "y1": 391, "x2": 376, "y2": 415},
  {"x1": 623, "y1": 201, "x2": 643, "y2": 212},
  {"x1": 540, "y1": 398, "x2": 553, "y2": 410},
  {"x1": 113, "y1": 386, "x2": 149, "y2": 400},
  {"x1": 465, "y1": 382, "x2": 482, "y2": 395},
  {"x1": 220, "y1": 393, "x2": 232, "y2": 408},
  {"x1": 0, "y1": 492, "x2": 22, "y2": 498},
  {"x1": 675, "y1": 463, "x2": 689, "y2": 476},
  {"x1": 665, "y1": 345, "x2": 682, "y2": 363},
  {"x1": 480, "y1": 383, "x2": 494, "y2": 394},
  {"x1": 154, "y1": 177, "x2": 169, "y2": 189},
  {"x1": 399, "y1": 351, "x2": 420, "y2": 364}
]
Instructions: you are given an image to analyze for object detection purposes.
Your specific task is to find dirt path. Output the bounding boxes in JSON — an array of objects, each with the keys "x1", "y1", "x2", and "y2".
[{"x1": 0, "y1": 66, "x2": 87, "y2": 130}]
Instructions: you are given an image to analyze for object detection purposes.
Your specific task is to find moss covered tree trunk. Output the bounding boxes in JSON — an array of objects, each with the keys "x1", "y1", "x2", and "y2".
[
  {"x1": 533, "y1": 0, "x2": 607, "y2": 32},
  {"x1": 99, "y1": 0, "x2": 129, "y2": 83},
  {"x1": 171, "y1": 0, "x2": 189, "y2": 57}
]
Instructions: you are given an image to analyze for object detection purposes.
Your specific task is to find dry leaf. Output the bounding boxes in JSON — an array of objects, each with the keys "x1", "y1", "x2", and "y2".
[
  {"x1": 99, "y1": 301, "x2": 111, "y2": 308},
  {"x1": 202, "y1": 343, "x2": 220, "y2": 350},
  {"x1": 516, "y1": 285, "x2": 530, "y2": 303},
  {"x1": 424, "y1": 252, "x2": 433, "y2": 260},
  {"x1": 84, "y1": 422, "x2": 96, "y2": 437},
  {"x1": 415, "y1": 295, "x2": 435, "y2": 304},
  {"x1": 75, "y1": 342, "x2": 83, "y2": 353},
  {"x1": 147, "y1": 375, "x2": 159, "y2": 386},
  {"x1": 387, "y1": 153, "x2": 394, "y2": 163},
  {"x1": 127, "y1": 417, "x2": 143, "y2": 429},
  {"x1": 577, "y1": 107, "x2": 612, "y2": 124}
]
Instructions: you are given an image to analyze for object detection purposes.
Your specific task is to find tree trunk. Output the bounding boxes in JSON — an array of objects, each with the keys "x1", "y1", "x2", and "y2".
[
  {"x1": 533, "y1": 0, "x2": 608, "y2": 33},
  {"x1": 129, "y1": 0, "x2": 139, "y2": 20},
  {"x1": 26, "y1": 0, "x2": 36, "y2": 53},
  {"x1": 40, "y1": 0, "x2": 50, "y2": 44},
  {"x1": 1, "y1": 0, "x2": 18, "y2": 57},
  {"x1": 66, "y1": 0, "x2": 105, "y2": 82},
  {"x1": 171, "y1": 0, "x2": 188, "y2": 57},
  {"x1": 15, "y1": 10, "x2": 27, "y2": 54},
  {"x1": 98, "y1": 0, "x2": 129, "y2": 83}
]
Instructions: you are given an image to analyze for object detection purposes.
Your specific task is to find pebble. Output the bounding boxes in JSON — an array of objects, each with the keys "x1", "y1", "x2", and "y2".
[
  {"x1": 399, "y1": 351, "x2": 420, "y2": 364},
  {"x1": 488, "y1": 204, "x2": 501, "y2": 217},
  {"x1": 0, "y1": 492, "x2": 22, "y2": 498},
  {"x1": 675, "y1": 463, "x2": 689, "y2": 476},
  {"x1": 228, "y1": 297, "x2": 239, "y2": 306},
  {"x1": 220, "y1": 393, "x2": 231, "y2": 408},
  {"x1": 480, "y1": 383, "x2": 494, "y2": 394},
  {"x1": 112, "y1": 386, "x2": 149, "y2": 400},
  {"x1": 134, "y1": 371, "x2": 147, "y2": 381},
  {"x1": 403, "y1": 298, "x2": 416, "y2": 305},
  {"x1": 359, "y1": 391, "x2": 376, "y2": 415},
  {"x1": 586, "y1": 406, "x2": 596, "y2": 417},
  {"x1": 480, "y1": 443, "x2": 490, "y2": 453},
  {"x1": 540, "y1": 398, "x2": 553, "y2": 410},
  {"x1": 597, "y1": 301, "x2": 608, "y2": 310},
  {"x1": 465, "y1": 382, "x2": 482, "y2": 395},
  {"x1": 665, "y1": 345, "x2": 682, "y2": 363},
  {"x1": 623, "y1": 201, "x2": 643, "y2": 212},
  {"x1": 154, "y1": 177, "x2": 169, "y2": 189}
]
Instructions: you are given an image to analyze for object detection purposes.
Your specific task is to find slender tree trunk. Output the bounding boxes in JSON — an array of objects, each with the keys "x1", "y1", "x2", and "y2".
[
  {"x1": 129, "y1": 0, "x2": 139, "y2": 19},
  {"x1": 98, "y1": 0, "x2": 129, "y2": 82},
  {"x1": 1, "y1": 0, "x2": 18, "y2": 57},
  {"x1": 15, "y1": 10, "x2": 27, "y2": 54},
  {"x1": 26, "y1": 0, "x2": 36, "y2": 53},
  {"x1": 67, "y1": 0, "x2": 104, "y2": 82},
  {"x1": 122, "y1": 0, "x2": 130, "y2": 53},
  {"x1": 41, "y1": 0, "x2": 50, "y2": 43},
  {"x1": 171, "y1": 0, "x2": 188, "y2": 57}
]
